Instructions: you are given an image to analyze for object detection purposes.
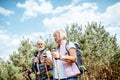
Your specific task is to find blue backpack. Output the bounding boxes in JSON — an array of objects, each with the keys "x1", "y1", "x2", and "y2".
[{"x1": 65, "y1": 40, "x2": 87, "y2": 74}]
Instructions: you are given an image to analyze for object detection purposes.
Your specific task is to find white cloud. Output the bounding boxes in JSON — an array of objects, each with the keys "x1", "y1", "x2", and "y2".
[
  {"x1": 105, "y1": 27, "x2": 120, "y2": 46},
  {"x1": 101, "y1": 2, "x2": 120, "y2": 27},
  {"x1": 17, "y1": 0, "x2": 53, "y2": 21},
  {"x1": 0, "y1": 29, "x2": 5, "y2": 33},
  {"x1": 0, "y1": 30, "x2": 9, "y2": 41},
  {"x1": 51, "y1": 4, "x2": 73, "y2": 14},
  {"x1": 0, "y1": 33, "x2": 9, "y2": 41},
  {"x1": 105, "y1": 27, "x2": 120, "y2": 35},
  {"x1": 32, "y1": 32, "x2": 45, "y2": 38},
  {"x1": 51, "y1": 0, "x2": 79, "y2": 15},
  {"x1": 11, "y1": 39, "x2": 20, "y2": 46},
  {"x1": 100, "y1": 2, "x2": 120, "y2": 46},
  {"x1": 16, "y1": 0, "x2": 79, "y2": 21},
  {"x1": 0, "y1": 30, "x2": 51, "y2": 60},
  {"x1": 43, "y1": 2, "x2": 120, "y2": 29},
  {"x1": 16, "y1": 0, "x2": 120, "y2": 29},
  {"x1": 43, "y1": 2, "x2": 120, "y2": 45},
  {"x1": 1, "y1": 1, "x2": 120, "y2": 60},
  {"x1": 43, "y1": 3, "x2": 100, "y2": 28},
  {"x1": 0, "y1": 7, "x2": 14, "y2": 16},
  {"x1": 0, "y1": 30, "x2": 19, "y2": 60}
]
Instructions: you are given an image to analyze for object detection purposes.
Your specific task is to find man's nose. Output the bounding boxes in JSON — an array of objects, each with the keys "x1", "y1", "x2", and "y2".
[{"x1": 40, "y1": 46, "x2": 42, "y2": 47}]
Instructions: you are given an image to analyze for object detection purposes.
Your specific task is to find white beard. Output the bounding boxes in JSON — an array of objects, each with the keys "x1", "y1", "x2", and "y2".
[{"x1": 37, "y1": 47, "x2": 44, "y2": 51}]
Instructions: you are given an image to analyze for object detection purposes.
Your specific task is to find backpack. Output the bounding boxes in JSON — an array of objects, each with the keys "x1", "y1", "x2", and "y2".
[{"x1": 65, "y1": 40, "x2": 87, "y2": 74}]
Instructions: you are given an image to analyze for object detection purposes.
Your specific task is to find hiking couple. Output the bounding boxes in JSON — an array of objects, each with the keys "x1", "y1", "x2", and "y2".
[{"x1": 26, "y1": 30, "x2": 81, "y2": 80}]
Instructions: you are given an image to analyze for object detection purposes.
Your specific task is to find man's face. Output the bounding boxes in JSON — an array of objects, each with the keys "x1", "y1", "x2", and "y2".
[
  {"x1": 36, "y1": 41, "x2": 44, "y2": 51},
  {"x1": 54, "y1": 32, "x2": 60, "y2": 43}
]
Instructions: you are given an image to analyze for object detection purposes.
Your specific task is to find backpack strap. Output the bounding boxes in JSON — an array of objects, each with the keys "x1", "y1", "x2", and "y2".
[
  {"x1": 65, "y1": 41, "x2": 87, "y2": 73},
  {"x1": 34, "y1": 48, "x2": 47, "y2": 64},
  {"x1": 65, "y1": 40, "x2": 80, "y2": 68},
  {"x1": 65, "y1": 40, "x2": 70, "y2": 55},
  {"x1": 34, "y1": 51, "x2": 41, "y2": 64}
]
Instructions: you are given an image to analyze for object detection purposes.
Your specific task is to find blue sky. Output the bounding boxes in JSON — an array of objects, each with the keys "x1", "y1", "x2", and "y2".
[{"x1": 0, "y1": 0, "x2": 120, "y2": 60}]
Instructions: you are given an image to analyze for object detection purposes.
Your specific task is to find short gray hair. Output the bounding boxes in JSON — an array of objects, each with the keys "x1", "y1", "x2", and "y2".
[
  {"x1": 37, "y1": 39, "x2": 45, "y2": 46},
  {"x1": 54, "y1": 30, "x2": 67, "y2": 40}
]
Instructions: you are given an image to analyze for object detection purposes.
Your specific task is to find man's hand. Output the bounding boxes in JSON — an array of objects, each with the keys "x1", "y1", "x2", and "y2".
[
  {"x1": 41, "y1": 55, "x2": 46, "y2": 63},
  {"x1": 24, "y1": 69, "x2": 32, "y2": 80},
  {"x1": 24, "y1": 69, "x2": 30, "y2": 76},
  {"x1": 41, "y1": 55, "x2": 53, "y2": 66},
  {"x1": 34, "y1": 57, "x2": 39, "y2": 63}
]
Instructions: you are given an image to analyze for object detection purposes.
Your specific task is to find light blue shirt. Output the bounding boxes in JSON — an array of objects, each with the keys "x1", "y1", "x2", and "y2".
[{"x1": 53, "y1": 50, "x2": 67, "y2": 79}]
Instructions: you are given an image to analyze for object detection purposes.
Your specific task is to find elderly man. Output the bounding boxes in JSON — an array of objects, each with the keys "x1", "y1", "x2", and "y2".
[{"x1": 26, "y1": 39, "x2": 53, "y2": 80}]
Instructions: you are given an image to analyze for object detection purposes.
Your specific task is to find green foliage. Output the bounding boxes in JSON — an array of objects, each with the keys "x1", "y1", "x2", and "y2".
[
  {"x1": 10, "y1": 38, "x2": 34, "y2": 68},
  {"x1": 109, "y1": 48, "x2": 120, "y2": 76},
  {"x1": 83, "y1": 22, "x2": 118, "y2": 63},
  {"x1": 65, "y1": 22, "x2": 120, "y2": 79},
  {"x1": 0, "y1": 22, "x2": 119, "y2": 80},
  {"x1": 0, "y1": 37, "x2": 55, "y2": 80},
  {"x1": 65, "y1": 23, "x2": 83, "y2": 42},
  {"x1": 0, "y1": 59, "x2": 23, "y2": 80},
  {"x1": 45, "y1": 34, "x2": 56, "y2": 51}
]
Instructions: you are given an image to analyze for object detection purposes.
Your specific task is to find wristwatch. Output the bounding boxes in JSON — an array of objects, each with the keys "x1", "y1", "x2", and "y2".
[
  {"x1": 55, "y1": 55, "x2": 61, "y2": 60},
  {"x1": 58, "y1": 55, "x2": 62, "y2": 60}
]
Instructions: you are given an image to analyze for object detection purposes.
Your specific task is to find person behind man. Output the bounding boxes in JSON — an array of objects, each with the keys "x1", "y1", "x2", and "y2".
[
  {"x1": 51, "y1": 30, "x2": 80, "y2": 80},
  {"x1": 25, "y1": 39, "x2": 53, "y2": 80}
]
